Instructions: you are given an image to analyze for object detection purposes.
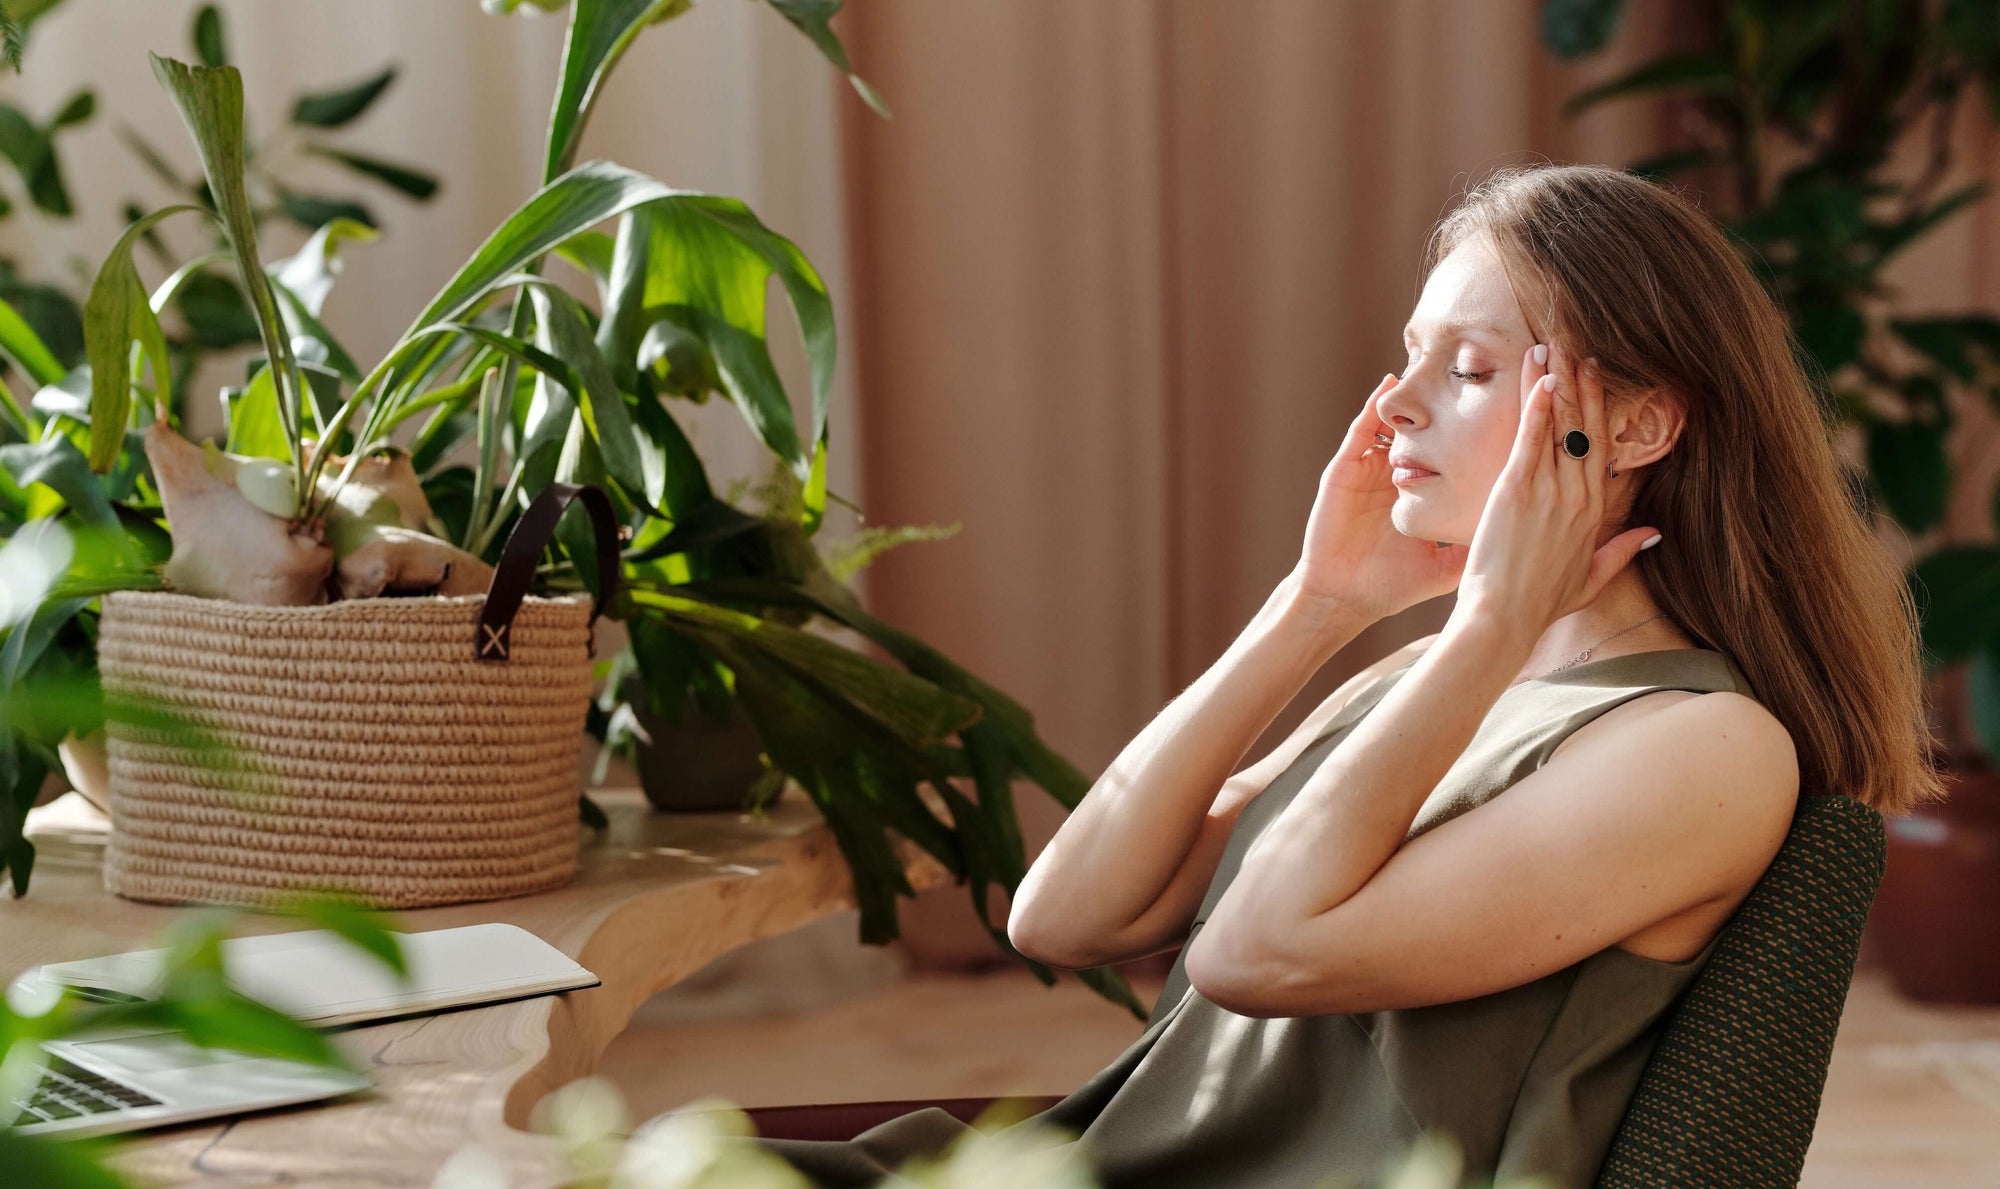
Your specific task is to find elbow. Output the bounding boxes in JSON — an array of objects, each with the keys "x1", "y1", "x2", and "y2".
[
  {"x1": 1187, "y1": 924, "x2": 1384, "y2": 1017},
  {"x1": 1184, "y1": 924, "x2": 1287, "y2": 1018},
  {"x1": 1006, "y1": 900, "x2": 1092, "y2": 970}
]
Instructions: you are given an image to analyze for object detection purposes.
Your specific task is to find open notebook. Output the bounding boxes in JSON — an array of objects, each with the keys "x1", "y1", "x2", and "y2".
[{"x1": 33, "y1": 921, "x2": 601, "y2": 1028}]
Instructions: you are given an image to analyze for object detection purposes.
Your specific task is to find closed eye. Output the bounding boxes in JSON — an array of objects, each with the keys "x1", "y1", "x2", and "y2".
[{"x1": 1448, "y1": 367, "x2": 1493, "y2": 383}]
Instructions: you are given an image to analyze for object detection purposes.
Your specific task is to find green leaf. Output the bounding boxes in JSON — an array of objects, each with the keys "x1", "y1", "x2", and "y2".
[
  {"x1": 317, "y1": 162, "x2": 718, "y2": 510},
  {"x1": 403, "y1": 161, "x2": 687, "y2": 336},
  {"x1": 0, "y1": 103, "x2": 74, "y2": 218},
  {"x1": 51, "y1": 90, "x2": 94, "y2": 129},
  {"x1": 0, "y1": 434, "x2": 116, "y2": 530},
  {"x1": 302, "y1": 144, "x2": 439, "y2": 200},
  {"x1": 0, "y1": 1130, "x2": 131, "y2": 1188},
  {"x1": 0, "y1": 296, "x2": 65, "y2": 386},
  {"x1": 290, "y1": 66, "x2": 396, "y2": 129},
  {"x1": 527, "y1": 283, "x2": 657, "y2": 507},
  {"x1": 82, "y1": 206, "x2": 206, "y2": 471},
  {"x1": 762, "y1": 0, "x2": 891, "y2": 118},
  {"x1": 1792, "y1": 299, "x2": 1866, "y2": 378},
  {"x1": 686, "y1": 574, "x2": 1093, "y2": 809},
  {"x1": 1560, "y1": 52, "x2": 1735, "y2": 117},
  {"x1": 542, "y1": 0, "x2": 694, "y2": 180},
  {"x1": 0, "y1": 275, "x2": 83, "y2": 375},
  {"x1": 224, "y1": 366, "x2": 293, "y2": 461},
  {"x1": 277, "y1": 190, "x2": 376, "y2": 233},
  {"x1": 269, "y1": 216, "x2": 379, "y2": 318},
  {"x1": 1539, "y1": 0, "x2": 1628, "y2": 57},
  {"x1": 1908, "y1": 545, "x2": 2000, "y2": 668},
  {"x1": 554, "y1": 229, "x2": 617, "y2": 293},
  {"x1": 551, "y1": 410, "x2": 613, "y2": 598},
  {"x1": 0, "y1": 10, "x2": 21, "y2": 73},
  {"x1": 1868, "y1": 183, "x2": 1988, "y2": 265},
  {"x1": 697, "y1": 633, "x2": 916, "y2": 943},
  {"x1": 1866, "y1": 415, "x2": 1950, "y2": 534},
  {"x1": 623, "y1": 587, "x2": 984, "y2": 749},
  {"x1": 150, "y1": 53, "x2": 304, "y2": 474},
  {"x1": 1891, "y1": 318, "x2": 1981, "y2": 383},
  {"x1": 192, "y1": 4, "x2": 226, "y2": 67},
  {"x1": 627, "y1": 195, "x2": 836, "y2": 479}
]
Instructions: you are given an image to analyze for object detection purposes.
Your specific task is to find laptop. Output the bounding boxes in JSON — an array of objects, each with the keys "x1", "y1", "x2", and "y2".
[{"x1": 8, "y1": 922, "x2": 600, "y2": 1137}]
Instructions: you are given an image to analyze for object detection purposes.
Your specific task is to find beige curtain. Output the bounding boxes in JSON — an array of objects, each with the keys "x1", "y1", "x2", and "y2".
[{"x1": 833, "y1": 1, "x2": 2000, "y2": 964}]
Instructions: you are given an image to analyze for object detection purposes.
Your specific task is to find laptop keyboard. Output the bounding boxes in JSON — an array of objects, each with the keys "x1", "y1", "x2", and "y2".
[{"x1": 10, "y1": 1054, "x2": 161, "y2": 1126}]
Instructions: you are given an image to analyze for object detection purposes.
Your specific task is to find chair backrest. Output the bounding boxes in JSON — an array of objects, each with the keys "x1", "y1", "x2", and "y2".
[{"x1": 1594, "y1": 792, "x2": 1886, "y2": 1189}]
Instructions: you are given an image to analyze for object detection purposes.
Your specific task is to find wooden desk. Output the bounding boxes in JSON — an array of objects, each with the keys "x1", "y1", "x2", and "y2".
[{"x1": 4, "y1": 786, "x2": 953, "y2": 1187}]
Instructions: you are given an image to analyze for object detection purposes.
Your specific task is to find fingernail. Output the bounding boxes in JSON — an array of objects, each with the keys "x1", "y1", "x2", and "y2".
[
  {"x1": 1539, "y1": 374, "x2": 1556, "y2": 391},
  {"x1": 1531, "y1": 343, "x2": 1548, "y2": 366},
  {"x1": 1641, "y1": 533, "x2": 1663, "y2": 550}
]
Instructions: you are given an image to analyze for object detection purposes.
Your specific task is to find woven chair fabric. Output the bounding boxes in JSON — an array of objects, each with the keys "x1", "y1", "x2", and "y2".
[{"x1": 1594, "y1": 792, "x2": 1885, "y2": 1188}]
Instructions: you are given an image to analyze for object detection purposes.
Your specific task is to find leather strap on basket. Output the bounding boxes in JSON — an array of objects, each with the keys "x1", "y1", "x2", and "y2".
[{"x1": 474, "y1": 483, "x2": 620, "y2": 663}]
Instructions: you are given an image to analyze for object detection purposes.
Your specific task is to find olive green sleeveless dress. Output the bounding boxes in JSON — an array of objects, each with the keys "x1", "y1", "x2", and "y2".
[{"x1": 756, "y1": 646, "x2": 1754, "y2": 1189}]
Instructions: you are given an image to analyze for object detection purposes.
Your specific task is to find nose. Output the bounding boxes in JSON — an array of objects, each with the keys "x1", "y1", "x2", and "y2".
[{"x1": 1376, "y1": 370, "x2": 1425, "y2": 430}]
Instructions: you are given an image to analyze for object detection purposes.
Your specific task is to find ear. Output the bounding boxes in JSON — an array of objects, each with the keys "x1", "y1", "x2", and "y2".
[{"x1": 1609, "y1": 386, "x2": 1685, "y2": 472}]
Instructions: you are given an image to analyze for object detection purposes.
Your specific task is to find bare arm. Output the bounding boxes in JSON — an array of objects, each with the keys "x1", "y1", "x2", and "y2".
[{"x1": 1005, "y1": 571, "x2": 1379, "y2": 969}]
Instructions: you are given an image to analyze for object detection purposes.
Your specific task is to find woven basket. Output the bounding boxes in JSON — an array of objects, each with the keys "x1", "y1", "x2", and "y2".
[{"x1": 95, "y1": 483, "x2": 620, "y2": 910}]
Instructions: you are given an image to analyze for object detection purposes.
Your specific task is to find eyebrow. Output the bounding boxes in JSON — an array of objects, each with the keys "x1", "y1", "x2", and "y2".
[{"x1": 1403, "y1": 319, "x2": 1508, "y2": 342}]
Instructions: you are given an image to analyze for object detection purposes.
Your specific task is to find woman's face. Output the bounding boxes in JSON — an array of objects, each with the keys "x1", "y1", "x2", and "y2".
[{"x1": 1378, "y1": 232, "x2": 1538, "y2": 546}]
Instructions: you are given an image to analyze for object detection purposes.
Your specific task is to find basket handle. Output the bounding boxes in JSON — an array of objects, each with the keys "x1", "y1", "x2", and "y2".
[{"x1": 474, "y1": 482, "x2": 621, "y2": 663}]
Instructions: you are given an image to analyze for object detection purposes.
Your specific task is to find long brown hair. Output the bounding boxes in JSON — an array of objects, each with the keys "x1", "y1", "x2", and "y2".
[{"x1": 1423, "y1": 162, "x2": 1946, "y2": 818}]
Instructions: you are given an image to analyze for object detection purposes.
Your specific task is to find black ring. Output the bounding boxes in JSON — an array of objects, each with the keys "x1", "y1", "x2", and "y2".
[{"x1": 1562, "y1": 428, "x2": 1591, "y2": 459}]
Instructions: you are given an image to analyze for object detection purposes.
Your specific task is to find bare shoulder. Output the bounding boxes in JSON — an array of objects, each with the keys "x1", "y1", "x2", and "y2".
[
  {"x1": 1556, "y1": 686, "x2": 1794, "y2": 774},
  {"x1": 1557, "y1": 687, "x2": 1800, "y2": 915}
]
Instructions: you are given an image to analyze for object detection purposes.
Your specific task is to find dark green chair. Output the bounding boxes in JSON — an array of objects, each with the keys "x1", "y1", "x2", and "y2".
[
  {"x1": 1594, "y1": 791, "x2": 1886, "y2": 1188},
  {"x1": 747, "y1": 793, "x2": 1887, "y2": 1189}
]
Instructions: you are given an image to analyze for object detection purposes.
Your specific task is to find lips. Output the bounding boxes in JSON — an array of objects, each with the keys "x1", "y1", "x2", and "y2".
[{"x1": 1389, "y1": 456, "x2": 1437, "y2": 483}]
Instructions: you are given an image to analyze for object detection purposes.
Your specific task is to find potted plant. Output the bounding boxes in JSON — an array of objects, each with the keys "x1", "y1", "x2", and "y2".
[
  {"x1": 1, "y1": 0, "x2": 1146, "y2": 1018},
  {"x1": 1542, "y1": 0, "x2": 2000, "y2": 1001},
  {"x1": 596, "y1": 455, "x2": 963, "y2": 814}
]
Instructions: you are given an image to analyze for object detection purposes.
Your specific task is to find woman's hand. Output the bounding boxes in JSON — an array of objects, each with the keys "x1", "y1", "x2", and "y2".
[
  {"x1": 1449, "y1": 341, "x2": 1661, "y2": 638},
  {"x1": 1291, "y1": 373, "x2": 1471, "y2": 622}
]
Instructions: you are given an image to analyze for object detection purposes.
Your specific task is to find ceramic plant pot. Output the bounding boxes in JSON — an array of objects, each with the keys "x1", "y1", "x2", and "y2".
[
  {"x1": 1870, "y1": 758, "x2": 2000, "y2": 1003},
  {"x1": 628, "y1": 677, "x2": 769, "y2": 813}
]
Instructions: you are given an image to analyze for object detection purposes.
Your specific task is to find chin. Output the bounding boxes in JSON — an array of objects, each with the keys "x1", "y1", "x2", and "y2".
[{"x1": 1391, "y1": 498, "x2": 1470, "y2": 547}]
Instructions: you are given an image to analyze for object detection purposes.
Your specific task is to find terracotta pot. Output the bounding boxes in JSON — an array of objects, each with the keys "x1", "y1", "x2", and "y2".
[
  {"x1": 1870, "y1": 758, "x2": 2000, "y2": 1003},
  {"x1": 627, "y1": 678, "x2": 768, "y2": 813}
]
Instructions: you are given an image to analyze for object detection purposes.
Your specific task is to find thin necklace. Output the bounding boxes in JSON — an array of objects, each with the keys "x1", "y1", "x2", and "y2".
[{"x1": 1516, "y1": 612, "x2": 1671, "y2": 686}]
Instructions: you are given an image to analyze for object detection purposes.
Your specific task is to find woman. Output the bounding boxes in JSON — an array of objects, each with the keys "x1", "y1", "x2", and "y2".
[{"x1": 755, "y1": 163, "x2": 1945, "y2": 1188}]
